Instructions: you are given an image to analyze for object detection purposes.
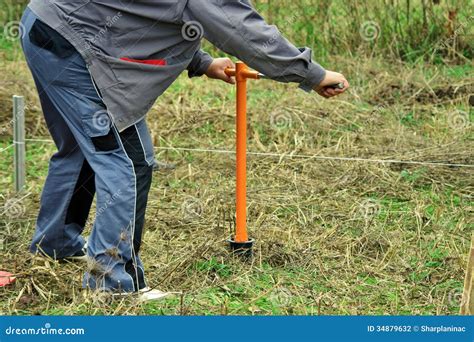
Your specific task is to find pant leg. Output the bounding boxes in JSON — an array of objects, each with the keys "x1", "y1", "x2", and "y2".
[
  {"x1": 21, "y1": 8, "x2": 155, "y2": 291},
  {"x1": 117, "y1": 121, "x2": 154, "y2": 287},
  {"x1": 30, "y1": 74, "x2": 95, "y2": 259},
  {"x1": 82, "y1": 121, "x2": 154, "y2": 292},
  {"x1": 20, "y1": 7, "x2": 95, "y2": 259}
]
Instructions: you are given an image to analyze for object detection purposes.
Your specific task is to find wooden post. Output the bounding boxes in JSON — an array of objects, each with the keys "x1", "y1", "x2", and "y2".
[
  {"x1": 460, "y1": 234, "x2": 474, "y2": 314},
  {"x1": 13, "y1": 95, "x2": 26, "y2": 192}
]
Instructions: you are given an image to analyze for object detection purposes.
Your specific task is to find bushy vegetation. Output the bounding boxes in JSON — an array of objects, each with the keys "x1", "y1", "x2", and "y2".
[
  {"x1": 1, "y1": 0, "x2": 473, "y2": 63},
  {"x1": 253, "y1": 0, "x2": 473, "y2": 63}
]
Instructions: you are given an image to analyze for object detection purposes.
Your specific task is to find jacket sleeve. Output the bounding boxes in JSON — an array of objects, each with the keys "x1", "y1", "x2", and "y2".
[
  {"x1": 183, "y1": 0, "x2": 326, "y2": 91},
  {"x1": 187, "y1": 49, "x2": 214, "y2": 78}
]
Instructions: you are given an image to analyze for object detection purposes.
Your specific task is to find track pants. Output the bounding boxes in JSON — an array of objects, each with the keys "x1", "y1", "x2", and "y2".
[{"x1": 21, "y1": 8, "x2": 154, "y2": 292}]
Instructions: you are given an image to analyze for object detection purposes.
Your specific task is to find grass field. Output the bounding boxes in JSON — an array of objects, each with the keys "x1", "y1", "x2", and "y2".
[
  {"x1": 0, "y1": 0, "x2": 473, "y2": 316},
  {"x1": 0, "y1": 51, "x2": 472, "y2": 315}
]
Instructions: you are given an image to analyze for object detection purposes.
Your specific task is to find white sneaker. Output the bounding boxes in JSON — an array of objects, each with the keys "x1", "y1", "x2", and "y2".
[
  {"x1": 137, "y1": 287, "x2": 177, "y2": 302},
  {"x1": 109, "y1": 287, "x2": 178, "y2": 302}
]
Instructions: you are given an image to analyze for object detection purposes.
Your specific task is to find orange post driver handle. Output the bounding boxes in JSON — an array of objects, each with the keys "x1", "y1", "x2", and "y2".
[
  {"x1": 224, "y1": 62, "x2": 260, "y2": 243},
  {"x1": 225, "y1": 66, "x2": 260, "y2": 81},
  {"x1": 224, "y1": 68, "x2": 236, "y2": 77}
]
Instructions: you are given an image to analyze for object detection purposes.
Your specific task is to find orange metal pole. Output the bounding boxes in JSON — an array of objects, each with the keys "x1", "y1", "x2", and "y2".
[
  {"x1": 225, "y1": 63, "x2": 260, "y2": 246},
  {"x1": 225, "y1": 63, "x2": 260, "y2": 244},
  {"x1": 235, "y1": 62, "x2": 248, "y2": 243}
]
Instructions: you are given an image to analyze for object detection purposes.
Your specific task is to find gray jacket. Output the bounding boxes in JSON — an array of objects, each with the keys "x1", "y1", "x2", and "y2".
[{"x1": 28, "y1": 0, "x2": 326, "y2": 131}]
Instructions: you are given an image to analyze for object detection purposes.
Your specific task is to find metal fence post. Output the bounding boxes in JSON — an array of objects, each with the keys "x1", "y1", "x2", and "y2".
[{"x1": 13, "y1": 95, "x2": 25, "y2": 192}]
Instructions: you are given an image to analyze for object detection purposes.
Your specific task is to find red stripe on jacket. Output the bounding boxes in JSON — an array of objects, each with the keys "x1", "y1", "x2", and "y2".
[{"x1": 120, "y1": 57, "x2": 167, "y2": 66}]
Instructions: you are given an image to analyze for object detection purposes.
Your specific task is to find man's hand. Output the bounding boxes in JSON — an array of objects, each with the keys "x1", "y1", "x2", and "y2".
[
  {"x1": 205, "y1": 58, "x2": 235, "y2": 84},
  {"x1": 314, "y1": 70, "x2": 349, "y2": 98}
]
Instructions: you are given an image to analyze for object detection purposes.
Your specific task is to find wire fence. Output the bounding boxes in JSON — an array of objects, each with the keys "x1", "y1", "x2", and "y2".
[
  {"x1": 1, "y1": 95, "x2": 473, "y2": 194},
  {"x1": 0, "y1": 124, "x2": 474, "y2": 186},
  {"x1": 1, "y1": 138, "x2": 473, "y2": 168}
]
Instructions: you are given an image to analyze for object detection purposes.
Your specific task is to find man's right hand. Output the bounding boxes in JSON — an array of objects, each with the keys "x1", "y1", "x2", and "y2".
[{"x1": 314, "y1": 70, "x2": 349, "y2": 98}]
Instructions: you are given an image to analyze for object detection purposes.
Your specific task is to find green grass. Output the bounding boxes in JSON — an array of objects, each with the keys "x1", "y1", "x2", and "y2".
[
  {"x1": 0, "y1": 107, "x2": 470, "y2": 316},
  {"x1": 0, "y1": 33, "x2": 472, "y2": 316}
]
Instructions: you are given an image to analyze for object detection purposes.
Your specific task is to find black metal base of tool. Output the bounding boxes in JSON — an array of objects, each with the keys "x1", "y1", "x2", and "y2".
[{"x1": 228, "y1": 238, "x2": 254, "y2": 258}]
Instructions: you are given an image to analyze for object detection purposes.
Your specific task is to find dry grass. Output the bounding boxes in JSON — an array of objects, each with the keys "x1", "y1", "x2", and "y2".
[{"x1": 0, "y1": 57, "x2": 472, "y2": 315}]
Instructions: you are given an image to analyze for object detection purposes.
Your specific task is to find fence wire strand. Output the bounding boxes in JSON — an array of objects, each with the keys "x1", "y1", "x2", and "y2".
[
  {"x1": 0, "y1": 144, "x2": 14, "y2": 154},
  {"x1": 19, "y1": 138, "x2": 474, "y2": 169}
]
